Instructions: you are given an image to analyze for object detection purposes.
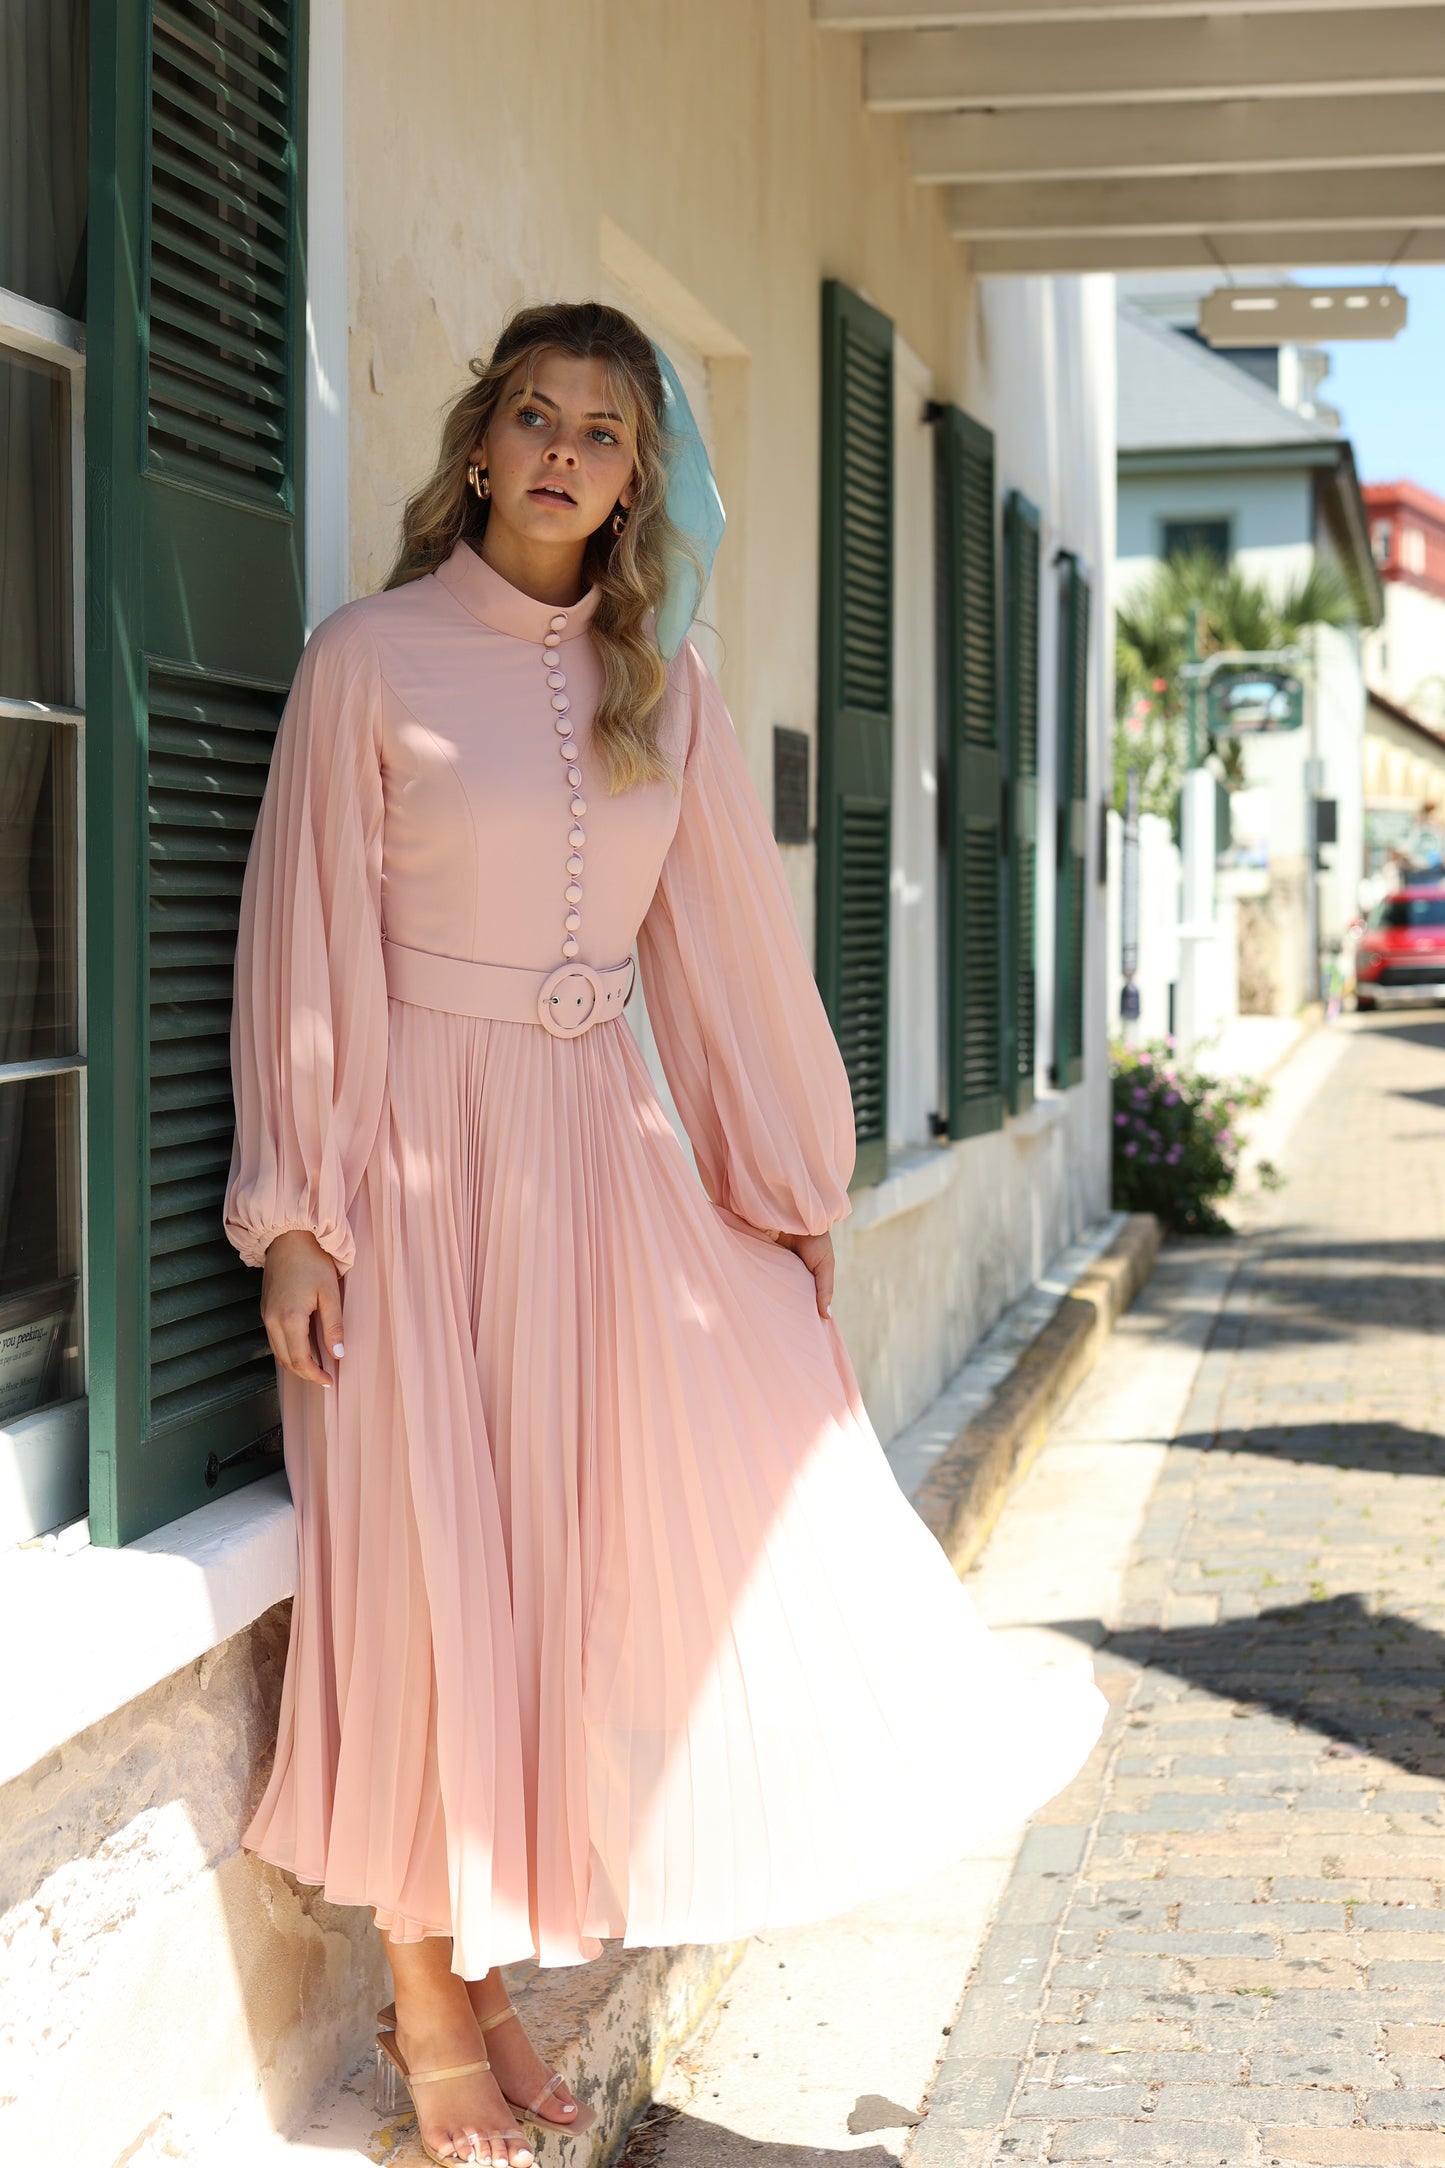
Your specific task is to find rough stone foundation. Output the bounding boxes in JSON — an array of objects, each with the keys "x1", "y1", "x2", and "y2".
[{"x1": 0, "y1": 1597, "x2": 387, "y2": 2167}]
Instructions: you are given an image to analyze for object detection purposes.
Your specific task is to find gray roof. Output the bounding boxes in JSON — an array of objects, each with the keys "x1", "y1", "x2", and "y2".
[{"x1": 1117, "y1": 299, "x2": 1332, "y2": 456}]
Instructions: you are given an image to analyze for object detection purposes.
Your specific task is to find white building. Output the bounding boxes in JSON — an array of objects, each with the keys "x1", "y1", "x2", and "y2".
[
  {"x1": 1364, "y1": 482, "x2": 1445, "y2": 730},
  {"x1": 1115, "y1": 278, "x2": 1382, "y2": 1019}
]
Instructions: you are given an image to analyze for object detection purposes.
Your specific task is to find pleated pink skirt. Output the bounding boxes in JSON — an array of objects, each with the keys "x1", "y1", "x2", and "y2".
[{"x1": 241, "y1": 1000, "x2": 1106, "y2": 1977}]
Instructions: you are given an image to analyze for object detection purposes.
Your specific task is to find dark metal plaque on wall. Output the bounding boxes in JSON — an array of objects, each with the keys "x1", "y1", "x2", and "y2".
[{"x1": 773, "y1": 726, "x2": 811, "y2": 845}]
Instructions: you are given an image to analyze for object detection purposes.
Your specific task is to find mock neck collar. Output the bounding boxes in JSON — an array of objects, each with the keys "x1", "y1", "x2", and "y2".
[{"x1": 435, "y1": 538, "x2": 601, "y2": 642}]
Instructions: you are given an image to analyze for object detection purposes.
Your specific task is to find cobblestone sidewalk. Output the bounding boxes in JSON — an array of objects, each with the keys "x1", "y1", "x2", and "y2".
[{"x1": 908, "y1": 1013, "x2": 1445, "y2": 2168}]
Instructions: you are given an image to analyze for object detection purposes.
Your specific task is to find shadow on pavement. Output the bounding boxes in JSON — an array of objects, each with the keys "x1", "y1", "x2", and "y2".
[
  {"x1": 1052, "y1": 1593, "x2": 1445, "y2": 1783},
  {"x1": 615, "y1": 2100, "x2": 907, "y2": 2167},
  {"x1": 1388, "y1": 1084, "x2": 1445, "y2": 1111},
  {"x1": 1065, "y1": 1420, "x2": 1445, "y2": 1775},
  {"x1": 1358, "y1": 1014, "x2": 1445, "y2": 1052},
  {"x1": 1176, "y1": 1418, "x2": 1445, "y2": 1479},
  {"x1": 1188, "y1": 1240, "x2": 1445, "y2": 1347}
]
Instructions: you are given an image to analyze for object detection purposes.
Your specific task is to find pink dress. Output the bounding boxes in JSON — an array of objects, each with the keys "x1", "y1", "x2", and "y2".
[{"x1": 223, "y1": 537, "x2": 1106, "y2": 1977}]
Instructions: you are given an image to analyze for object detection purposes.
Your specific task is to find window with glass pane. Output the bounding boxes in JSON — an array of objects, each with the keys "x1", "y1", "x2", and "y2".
[
  {"x1": 1161, "y1": 517, "x2": 1231, "y2": 567},
  {"x1": 0, "y1": 0, "x2": 89, "y2": 1537}
]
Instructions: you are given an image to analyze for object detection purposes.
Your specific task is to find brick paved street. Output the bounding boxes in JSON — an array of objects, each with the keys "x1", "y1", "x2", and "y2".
[{"x1": 908, "y1": 1012, "x2": 1445, "y2": 2167}]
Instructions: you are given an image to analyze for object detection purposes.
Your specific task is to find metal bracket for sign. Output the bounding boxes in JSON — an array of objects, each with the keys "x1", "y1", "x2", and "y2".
[{"x1": 1179, "y1": 647, "x2": 1304, "y2": 684}]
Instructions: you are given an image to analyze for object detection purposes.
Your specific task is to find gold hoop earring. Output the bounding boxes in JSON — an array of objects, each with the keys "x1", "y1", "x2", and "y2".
[
  {"x1": 611, "y1": 505, "x2": 629, "y2": 537},
  {"x1": 468, "y1": 464, "x2": 490, "y2": 501}
]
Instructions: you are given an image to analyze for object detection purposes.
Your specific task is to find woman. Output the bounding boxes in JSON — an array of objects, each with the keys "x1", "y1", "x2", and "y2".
[{"x1": 223, "y1": 301, "x2": 1106, "y2": 2168}]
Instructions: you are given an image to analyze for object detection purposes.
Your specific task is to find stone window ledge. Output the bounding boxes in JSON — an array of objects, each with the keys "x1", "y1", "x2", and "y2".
[
  {"x1": 845, "y1": 1141, "x2": 962, "y2": 1234},
  {"x1": 1, "y1": 1472, "x2": 296, "y2": 1789},
  {"x1": 847, "y1": 1091, "x2": 1074, "y2": 1234},
  {"x1": 1008, "y1": 1091, "x2": 1070, "y2": 1141}
]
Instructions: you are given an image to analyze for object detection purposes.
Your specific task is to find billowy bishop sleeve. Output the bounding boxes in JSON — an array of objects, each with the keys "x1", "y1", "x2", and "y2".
[
  {"x1": 637, "y1": 641, "x2": 856, "y2": 1241},
  {"x1": 223, "y1": 604, "x2": 389, "y2": 1274}
]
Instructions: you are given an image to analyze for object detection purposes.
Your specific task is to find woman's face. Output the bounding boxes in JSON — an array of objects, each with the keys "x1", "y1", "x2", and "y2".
[{"x1": 476, "y1": 351, "x2": 637, "y2": 553}]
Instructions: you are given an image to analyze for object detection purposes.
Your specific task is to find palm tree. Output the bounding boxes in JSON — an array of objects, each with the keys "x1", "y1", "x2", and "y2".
[{"x1": 1115, "y1": 548, "x2": 1360, "y2": 814}]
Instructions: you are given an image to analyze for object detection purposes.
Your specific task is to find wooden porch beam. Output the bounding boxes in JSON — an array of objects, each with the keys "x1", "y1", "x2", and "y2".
[
  {"x1": 864, "y1": 9, "x2": 1445, "y2": 109},
  {"x1": 817, "y1": 0, "x2": 1442, "y2": 26},
  {"x1": 910, "y1": 93, "x2": 1445, "y2": 183},
  {"x1": 967, "y1": 227, "x2": 1445, "y2": 273},
  {"x1": 945, "y1": 166, "x2": 1445, "y2": 239}
]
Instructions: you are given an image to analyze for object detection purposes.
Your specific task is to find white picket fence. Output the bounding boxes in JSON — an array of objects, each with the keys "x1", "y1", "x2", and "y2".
[{"x1": 1107, "y1": 788, "x2": 1238, "y2": 1060}]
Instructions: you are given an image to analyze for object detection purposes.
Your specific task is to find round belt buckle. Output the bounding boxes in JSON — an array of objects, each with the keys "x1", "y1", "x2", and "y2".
[{"x1": 538, "y1": 962, "x2": 600, "y2": 1037}]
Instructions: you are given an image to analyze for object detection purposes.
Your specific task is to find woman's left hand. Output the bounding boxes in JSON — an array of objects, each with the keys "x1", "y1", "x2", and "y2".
[{"x1": 776, "y1": 1229, "x2": 835, "y2": 1319}]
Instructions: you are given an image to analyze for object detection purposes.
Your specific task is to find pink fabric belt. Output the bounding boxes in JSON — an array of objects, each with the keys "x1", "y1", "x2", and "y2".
[{"x1": 381, "y1": 938, "x2": 637, "y2": 1040}]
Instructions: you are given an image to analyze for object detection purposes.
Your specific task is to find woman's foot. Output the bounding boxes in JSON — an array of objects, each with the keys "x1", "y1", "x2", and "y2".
[
  {"x1": 385, "y1": 1938, "x2": 535, "y2": 2167},
  {"x1": 463, "y1": 1969, "x2": 591, "y2": 2130}
]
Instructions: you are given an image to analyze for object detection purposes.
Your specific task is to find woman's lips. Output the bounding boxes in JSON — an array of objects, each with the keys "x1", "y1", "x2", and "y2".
[{"x1": 529, "y1": 485, "x2": 576, "y2": 506}]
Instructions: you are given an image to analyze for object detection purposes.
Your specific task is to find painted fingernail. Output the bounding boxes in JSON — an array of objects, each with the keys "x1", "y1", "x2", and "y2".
[
  {"x1": 332, "y1": 1342, "x2": 345, "y2": 1358},
  {"x1": 321, "y1": 1376, "x2": 333, "y2": 1388}
]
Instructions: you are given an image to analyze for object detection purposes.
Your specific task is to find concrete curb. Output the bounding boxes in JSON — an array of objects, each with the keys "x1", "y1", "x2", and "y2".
[
  {"x1": 910, "y1": 1213, "x2": 1163, "y2": 1577},
  {"x1": 486, "y1": 1935, "x2": 747, "y2": 2165}
]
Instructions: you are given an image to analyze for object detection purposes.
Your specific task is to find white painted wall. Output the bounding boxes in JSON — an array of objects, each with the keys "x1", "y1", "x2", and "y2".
[
  {"x1": 889, "y1": 333, "x2": 942, "y2": 1149},
  {"x1": 1366, "y1": 579, "x2": 1445, "y2": 726},
  {"x1": 833, "y1": 273, "x2": 1117, "y2": 1448},
  {"x1": 1117, "y1": 467, "x2": 1316, "y2": 598}
]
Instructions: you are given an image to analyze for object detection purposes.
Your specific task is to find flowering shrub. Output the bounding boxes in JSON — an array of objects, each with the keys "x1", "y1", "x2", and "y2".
[{"x1": 1110, "y1": 1038, "x2": 1279, "y2": 1234}]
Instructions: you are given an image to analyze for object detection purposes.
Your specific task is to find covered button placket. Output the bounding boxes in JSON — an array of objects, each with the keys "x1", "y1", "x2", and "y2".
[{"x1": 542, "y1": 612, "x2": 587, "y2": 961}]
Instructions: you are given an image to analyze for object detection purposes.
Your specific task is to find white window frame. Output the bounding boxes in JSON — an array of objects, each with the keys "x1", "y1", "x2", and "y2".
[{"x1": 0, "y1": 283, "x2": 90, "y2": 1548}]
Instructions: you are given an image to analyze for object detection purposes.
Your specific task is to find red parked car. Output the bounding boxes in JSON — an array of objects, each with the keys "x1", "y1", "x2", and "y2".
[{"x1": 1355, "y1": 886, "x2": 1445, "y2": 1009}]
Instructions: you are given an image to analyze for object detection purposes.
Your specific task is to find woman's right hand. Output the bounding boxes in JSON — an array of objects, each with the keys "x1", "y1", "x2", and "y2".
[{"x1": 261, "y1": 1228, "x2": 345, "y2": 1387}]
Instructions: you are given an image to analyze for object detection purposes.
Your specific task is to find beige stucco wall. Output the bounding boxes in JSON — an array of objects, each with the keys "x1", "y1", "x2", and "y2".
[{"x1": 343, "y1": 0, "x2": 968, "y2": 802}]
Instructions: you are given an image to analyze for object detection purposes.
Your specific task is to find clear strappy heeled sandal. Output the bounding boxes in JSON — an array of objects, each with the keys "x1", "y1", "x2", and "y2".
[
  {"x1": 378, "y1": 1998, "x2": 598, "y2": 2137},
  {"x1": 372, "y1": 2024, "x2": 531, "y2": 2165}
]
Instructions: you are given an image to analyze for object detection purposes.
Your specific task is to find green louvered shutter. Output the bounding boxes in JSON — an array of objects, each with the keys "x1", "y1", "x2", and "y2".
[
  {"x1": 817, "y1": 279, "x2": 893, "y2": 1188},
  {"x1": 1003, "y1": 490, "x2": 1040, "y2": 1118},
  {"x1": 936, "y1": 404, "x2": 1003, "y2": 1140},
  {"x1": 87, "y1": 0, "x2": 308, "y2": 1544},
  {"x1": 1053, "y1": 555, "x2": 1091, "y2": 1090}
]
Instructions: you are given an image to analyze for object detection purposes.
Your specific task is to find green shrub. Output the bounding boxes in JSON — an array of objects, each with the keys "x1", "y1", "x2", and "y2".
[{"x1": 1110, "y1": 1037, "x2": 1279, "y2": 1234}]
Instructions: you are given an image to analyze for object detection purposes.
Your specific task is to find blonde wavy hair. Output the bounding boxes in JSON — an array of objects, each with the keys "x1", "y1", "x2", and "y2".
[{"x1": 385, "y1": 300, "x2": 698, "y2": 792}]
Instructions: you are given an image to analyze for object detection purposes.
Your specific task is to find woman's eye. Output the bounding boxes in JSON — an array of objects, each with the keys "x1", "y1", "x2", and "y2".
[
  {"x1": 590, "y1": 428, "x2": 619, "y2": 447},
  {"x1": 517, "y1": 406, "x2": 547, "y2": 428}
]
